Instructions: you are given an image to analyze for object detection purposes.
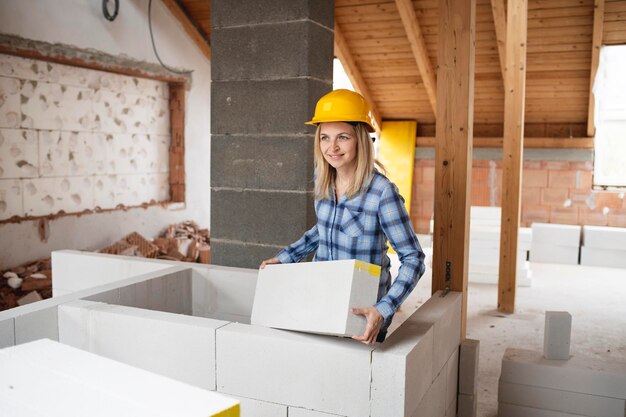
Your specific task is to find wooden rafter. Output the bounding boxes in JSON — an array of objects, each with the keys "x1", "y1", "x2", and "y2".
[
  {"x1": 161, "y1": 0, "x2": 211, "y2": 62},
  {"x1": 334, "y1": 23, "x2": 383, "y2": 134},
  {"x1": 395, "y1": 0, "x2": 438, "y2": 115},
  {"x1": 587, "y1": 0, "x2": 605, "y2": 137},
  {"x1": 490, "y1": 0, "x2": 507, "y2": 80}
]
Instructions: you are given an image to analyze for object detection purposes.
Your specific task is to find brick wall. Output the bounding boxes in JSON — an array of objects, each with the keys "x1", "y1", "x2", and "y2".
[{"x1": 410, "y1": 159, "x2": 626, "y2": 234}]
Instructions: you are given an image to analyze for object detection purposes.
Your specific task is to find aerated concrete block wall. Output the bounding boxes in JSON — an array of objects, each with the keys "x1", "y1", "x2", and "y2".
[
  {"x1": 3, "y1": 251, "x2": 462, "y2": 417},
  {"x1": 210, "y1": 0, "x2": 334, "y2": 268}
]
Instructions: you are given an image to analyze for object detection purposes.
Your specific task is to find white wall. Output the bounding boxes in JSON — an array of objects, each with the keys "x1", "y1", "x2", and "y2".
[{"x1": 0, "y1": 0, "x2": 211, "y2": 268}]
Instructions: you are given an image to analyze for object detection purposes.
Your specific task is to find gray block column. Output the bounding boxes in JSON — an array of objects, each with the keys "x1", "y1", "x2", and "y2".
[{"x1": 210, "y1": 0, "x2": 334, "y2": 268}]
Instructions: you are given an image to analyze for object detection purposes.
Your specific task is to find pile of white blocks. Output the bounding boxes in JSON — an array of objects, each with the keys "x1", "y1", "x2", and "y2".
[
  {"x1": 530, "y1": 223, "x2": 581, "y2": 265},
  {"x1": 498, "y1": 311, "x2": 626, "y2": 417},
  {"x1": 0, "y1": 339, "x2": 240, "y2": 417},
  {"x1": 581, "y1": 225, "x2": 626, "y2": 269},
  {"x1": 469, "y1": 206, "x2": 532, "y2": 286},
  {"x1": 1, "y1": 251, "x2": 464, "y2": 417}
]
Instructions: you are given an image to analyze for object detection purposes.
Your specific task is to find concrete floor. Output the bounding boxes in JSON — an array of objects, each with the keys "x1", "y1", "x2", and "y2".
[{"x1": 390, "y1": 253, "x2": 626, "y2": 417}]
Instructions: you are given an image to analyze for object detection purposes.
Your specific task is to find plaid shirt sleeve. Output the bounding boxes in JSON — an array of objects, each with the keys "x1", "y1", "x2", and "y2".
[
  {"x1": 275, "y1": 225, "x2": 319, "y2": 264},
  {"x1": 373, "y1": 182, "x2": 426, "y2": 320}
]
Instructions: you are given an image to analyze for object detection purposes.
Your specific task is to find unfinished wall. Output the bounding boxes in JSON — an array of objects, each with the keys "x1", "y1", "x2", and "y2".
[
  {"x1": 0, "y1": 54, "x2": 171, "y2": 219},
  {"x1": 0, "y1": 0, "x2": 211, "y2": 268},
  {"x1": 411, "y1": 149, "x2": 626, "y2": 234}
]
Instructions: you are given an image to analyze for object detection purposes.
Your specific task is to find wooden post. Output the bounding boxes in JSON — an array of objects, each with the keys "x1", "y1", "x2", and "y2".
[
  {"x1": 497, "y1": 0, "x2": 528, "y2": 314},
  {"x1": 432, "y1": 0, "x2": 475, "y2": 338}
]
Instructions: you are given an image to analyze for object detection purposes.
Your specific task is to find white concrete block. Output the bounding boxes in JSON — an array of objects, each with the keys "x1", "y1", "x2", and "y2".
[
  {"x1": 59, "y1": 301, "x2": 229, "y2": 391},
  {"x1": 118, "y1": 269, "x2": 192, "y2": 315},
  {"x1": 216, "y1": 323, "x2": 373, "y2": 417},
  {"x1": 411, "y1": 291, "x2": 463, "y2": 375},
  {"x1": 501, "y1": 348, "x2": 626, "y2": 399},
  {"x1": 530, "y1": 243, "x2": 579, "y2": 265},
  {"x1": 191, "y1": 265, "x2": 258, "y2": 323},
  {"x1": 0, "y1": 317, "x2": 15, "y2": 348},
  {"x1": 468, "y1": 270, "x2": 532, "y2": 287},
  {"x1": 227, "y1": 395, "x2": 287, "y2": 417},
  {"x1": 288, "y1": 408, "x2": 342, "y2": 417},
  {"x1": 415, "y1": 367, "x2": 447, "y2": 417},
  {"x1": 445, "y1": 395, "x2": 458, "y2": 417},
  {"x1": 0, "y1": 339, "x2": 240, "y2": 417},
  {"x1": 458, "y1": 393, "x2": 477, "y2": 417},
  {"x1": 580, "y1": 246, "x2": 626, "y2": 269},
  {"x1": 251, "y1": 260, "x2": 379, "y2": 336},
  {"x1": 51, "y1": 250, "x2": 174, "y2": 295},
  {"x1": 459, "y1": 339, "x2": 480, "y2": 395},
  {"x1": 519, "y1": 227, "x2": 533, "y2": 243},
  {"x1": 446, "y1": 347, "x2": 459, "y2": 410},
  {"x1": 583, "y1": 225, "x2": 626, "y2": 250},
  {"x1": 471, "y1": 206, "x2": 501, "y2": 227},
  {"x1": 532, "y1": 223, "x2": 581, "y2": 247},
  {"x1": 57, "y1": 299, "x2": 99, "y2": 350},
  {"x1": 371, "y1": 320, "x2": 434, "y2": 417},
  {"x1": 544, "y1": 311, "x2": 572, "y2": 360},
  {"x1": 14, "y1": 305, "x2": 58, "y2": 344},
  {"x1": 499, "y1": 380, "x2": 626, "y2": 417},
  {"x1": 498, "y1": 403, "x2": 592, "y2": 417}
]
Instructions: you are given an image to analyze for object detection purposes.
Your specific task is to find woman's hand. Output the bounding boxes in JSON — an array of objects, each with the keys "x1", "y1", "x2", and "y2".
[
  {"x1": 260, "y1": 257, "x2": 281, "y2": 269},
  {"x1": 351, "y1": 306, "x2": 384, "y2": 345}
]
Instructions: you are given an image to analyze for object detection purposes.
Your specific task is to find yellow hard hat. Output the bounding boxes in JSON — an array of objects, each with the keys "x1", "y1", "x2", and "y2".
[{"x1": 306, "y1": 89, "x2": 375, "y2": 132}]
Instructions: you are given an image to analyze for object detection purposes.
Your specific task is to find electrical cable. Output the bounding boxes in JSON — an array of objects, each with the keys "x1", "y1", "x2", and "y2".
[
  {"x1": 148, "y1": 0, "x2": 193, "y2": 75},
  {"x1": 102, "y1": 0, "x2": 119, "y2": 22}
]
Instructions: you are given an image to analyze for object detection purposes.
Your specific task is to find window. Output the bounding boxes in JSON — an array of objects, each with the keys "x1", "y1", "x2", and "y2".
[{"x1": 593, "y1": 45, "x2": 626, "y2": 188}]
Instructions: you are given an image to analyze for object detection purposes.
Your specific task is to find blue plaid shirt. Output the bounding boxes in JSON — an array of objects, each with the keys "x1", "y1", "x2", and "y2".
[{"x1": 276, "y1": 171, "x2": 426, "y2": 322}]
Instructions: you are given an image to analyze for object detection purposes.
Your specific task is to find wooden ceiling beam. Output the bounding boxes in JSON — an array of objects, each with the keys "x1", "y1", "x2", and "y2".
[
  {"x1": 490, "y1": 0, "x2": 507, "y2": 80},
  {"x1": 161, "y1": 0, "x2": 211, "y2": 62},
  {"x1": 587, "y1": 0, "x2": 605, "y2": 137},
  {"x1": 334, "y1": 23, "x2": 383, "y2": 134},
  {"x1": 394, "y1": 0, "x2": 438, "y2": 116}
]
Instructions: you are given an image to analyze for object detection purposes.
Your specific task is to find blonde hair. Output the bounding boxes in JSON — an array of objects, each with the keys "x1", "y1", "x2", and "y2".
[{"x1": 314, "y1": 122, "x2": 382, "y2": 200}]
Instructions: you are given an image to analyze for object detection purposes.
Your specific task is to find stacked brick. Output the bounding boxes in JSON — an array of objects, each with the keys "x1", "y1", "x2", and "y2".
[{"x1": 410, "y1": 159, "x2": 626, "y2": 234}]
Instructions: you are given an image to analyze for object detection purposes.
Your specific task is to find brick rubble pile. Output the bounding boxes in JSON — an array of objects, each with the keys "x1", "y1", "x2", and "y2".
[{"x1": 0, "y1": 221, "x2": 210, "y2": 311}]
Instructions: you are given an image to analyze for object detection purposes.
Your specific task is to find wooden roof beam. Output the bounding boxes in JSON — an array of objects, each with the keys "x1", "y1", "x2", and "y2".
[
  {"x1": 334, "y1": 23, "x2": 383, "y2": 134},
  {"x1": 395, "y1": 0, "x2": 438, "y2": 116},
  {"x1": 587, "y1": 0, "x2": 605, "y2": 137},
  {"x1": 161, "y1": 0, "x2": 212, "y2": 62},
  {"x1": 491, "y1": 0, "x2": 507, "y2": 80}
]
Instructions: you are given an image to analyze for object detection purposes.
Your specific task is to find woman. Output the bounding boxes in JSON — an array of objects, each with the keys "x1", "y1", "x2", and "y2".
[{"x1": 261, "y1": 89, "x2": 425, "y2": 344}]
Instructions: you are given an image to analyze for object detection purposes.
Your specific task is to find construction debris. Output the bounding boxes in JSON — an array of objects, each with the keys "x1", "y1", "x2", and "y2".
[
  {"x1": 0, "y1": 221, "x2": 210, "y2": 312},
  {"x1": 0, "y1": 257, "x2": 52, "y2": 311},
  {"x1": 100, "y1": 221, "x2": 211, "y2": 264},
  {"x1": 17, "y1": 291, "x2": 43, "y2": 306}
]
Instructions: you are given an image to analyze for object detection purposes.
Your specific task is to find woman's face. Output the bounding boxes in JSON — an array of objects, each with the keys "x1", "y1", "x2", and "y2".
[{"x1": 319, "y1": 122, "x2": 358, "y2": 173}]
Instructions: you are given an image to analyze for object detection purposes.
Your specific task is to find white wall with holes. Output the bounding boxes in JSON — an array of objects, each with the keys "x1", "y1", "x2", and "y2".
[
  {"x1": 0, "y1": 0, "x2": 211, "y2": 268},
  {"x1": 0, "y1": 54, "x2": 171, "y2": 219}
]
